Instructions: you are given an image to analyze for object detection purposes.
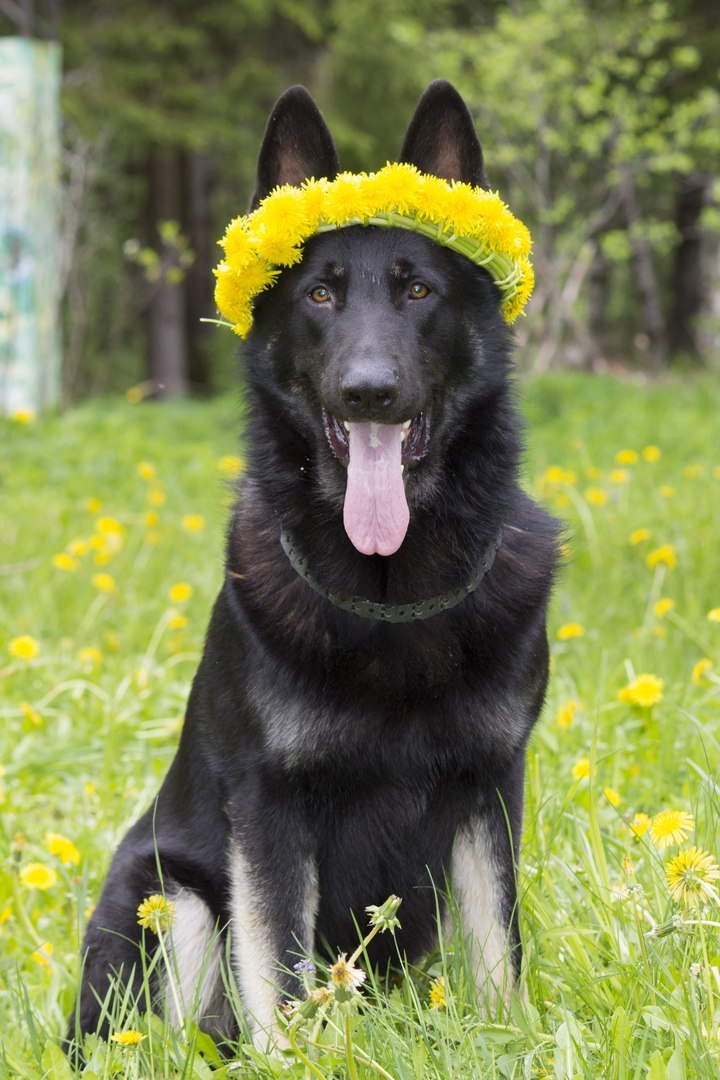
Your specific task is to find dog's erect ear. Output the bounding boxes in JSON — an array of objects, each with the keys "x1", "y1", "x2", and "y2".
[
  {"x1": 399, "y1": 79, "x2": 488, "y2": 189},
  {"x1": 251, "y1": 86, "x2": 339, "y2": 208}
]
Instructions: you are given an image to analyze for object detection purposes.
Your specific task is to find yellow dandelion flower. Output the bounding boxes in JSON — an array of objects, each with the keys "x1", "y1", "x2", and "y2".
[
  {"x1": 84, "y1": 781, "x2": 97, "y2": 797},
  {"x1": 557, "y1": 623, "x2": 585, "y2": 641},
  {"x1": 555, "y1": 699, "x2": 579, "y2": 729},
  {"x1": 320, "y1": 171, "x2": 375, "y2": 225},
  {"x1": 91, "y1": 572, "x2": 116, "y2": 594},
  {"x1": 169, "y1": 582, "x2": 192, "y2": 604},
  {"x1": 630, "y1": 528, "x2": 651, "y2": 545},
  {"x1": 542, "y1": 465, "x2": 577, "y2": 487},
  {"x1": 604, "y1": 787, "x2": 622, "y2": 808},
  {"x1": 126, "y1": 385, "x2": 144, "y2": 404},
  {"x1": 168, "y1": 613, "x2": 188, "y2": 630},
  {"x1": 642, "y1": 445, "x2": 662, "y2": 462},
  {"x1": 429, "y1": 975, "x2": 446, "y2": 1010},
  {"x1": 653, "y1": 598, "x2": 675, "y2": 619},
  {"x1": 67, "y1": 538, "x2": 88, "y2": 556},
  {"x1": 666, "y1": 846, "x2": 720, "y2": 907},
  {"x1": 137, "y1": 461, "x2": 156, "y2": 481},
  {"x1": 181, "y1": 514, "x2": 205, "y2": 533},
  {"x1": 445, "y1": 182, "x2": 488, "y2": 235},
  {"x1": 86, "y1": 497, "x2": 102, "y2": 514},
  {"x1": 617, "y1": 673, "x2": 664, "y2": 708},
  {"x1": 52, "y1": 552, "x2": 77, "y2": 571},
  {"x1": 253, "y1": 229, "x2": 305, "y2": 268},
  {"x1": 707, "y1": 608, "x2": 720, "y2": 623},
  {"x1": 221, "y1": 218, "x2": 256, "y2": 268},
  {"x1": 659, "y1": 485, "x2": 675, "y2": 499},
  {"x1": 144, "y1": 510, "x2": 159, "y2": 528},
  {"x1": 585, "y1": 487, "x2": 607, "y2": 507},
  {"x1": 77, "y1": 646, "x2": 102, "y2": 669},
  {"x1": 370, "y1": 163, "x2": 425, "y2": 216},
  {"x1": 503, "y1": 257, "x2": 534, "y2": 323},
  {"x1": 252, "y1": 185, "x2": 311, "y2": 248},
  {"x1": 96, "y1": 516, "x2": 124, "y2": 536},
  {"x1": 554, "y1": 493, "x2": 570, "y2": 508},
  {"x1": 147, "y1": 487, "x2": 166, "y2": 507},
  {"x1": 31, "y1": 942, "x2": 53, "y2": 969},
  {"x1": 0, "y1": 904, "x2": 12, "y2": 924},
  {"x1": 137, "y1": 894, "x2": 175, "y2": 933},
  {"x1": 572, "y1": 757, "x2": 591, "y2": 781},
  {"x1": 692, "y1": 658, "x2": 713, "y2": 685},
  {"x1": 559, "y1": 543, "x2": 572, "y2": 559},
  {"x1": 21, "y1": 702, "x2": 43, "y2": 727},
  {"x1": 45, "y1": 832, "x2": 81, "y2": 866},
  {"x1": 646, "y1": 545, "x2": 677, "y2": 570},
  {"x1": 683, "y1": 464, "x2": 703, "y2": 480},
  {"x1": 9, "y1": 635, "x2": 39, "y2": 660},
  {"x1": 650, "y1": 809, "x2": 694, "y2": 850},
  {"x1": 110, "y1": 1029, "x2": 146, "y2": 1047},
  {"x1": 20, "y1": 863, "x2": 58, "y2": 891},
  {"x1": 218, "y1": 454, "x2": 244, "y2": 476},
  {"x1": 609, "y1": 469, "x2": 630, "y2": 485},
  {"x1": 615, "y1": 449, "x2": 638, "y2": 465},
  {"x1": 414, "y1": 173, "x2": 453, "y2": 222},
  {"x1": 11, "y1": 408, "x2": 35, "y2": 423},
  {"x1": 630, "y1": 812, "x2": 651, "y2": 838},
  {"x1": 300, "y1": 178, "x2": 331, "y2": 230}
]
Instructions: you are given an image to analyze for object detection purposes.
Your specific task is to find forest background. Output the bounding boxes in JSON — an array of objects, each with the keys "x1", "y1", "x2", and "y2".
[{"x1": 2, "y1": 0, "x2": 719, "y2": 402}]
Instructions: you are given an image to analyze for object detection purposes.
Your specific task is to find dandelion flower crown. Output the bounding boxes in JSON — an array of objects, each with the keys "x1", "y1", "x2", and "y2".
[{"x1": 213, "y1": 161, "x2": 534, "y2": 338}]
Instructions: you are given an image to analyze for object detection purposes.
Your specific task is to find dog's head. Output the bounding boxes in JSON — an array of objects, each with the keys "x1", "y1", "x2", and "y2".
[{"x1": 245, "y1": 81, "x2": 516, "y2": 557}]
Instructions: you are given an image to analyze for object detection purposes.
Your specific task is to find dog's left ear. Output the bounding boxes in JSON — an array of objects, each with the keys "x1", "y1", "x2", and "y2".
[
  {"x1": 399, "y1": 80, "x2": 488, "y2": 189},
  {"x1": 251, "y1": 86, "x2": 339, "y2": 208}
]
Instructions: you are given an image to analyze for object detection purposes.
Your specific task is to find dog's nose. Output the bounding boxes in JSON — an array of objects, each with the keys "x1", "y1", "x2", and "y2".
[{"x1": 339, "y1": 368, "x2": 399, "y2": 414}]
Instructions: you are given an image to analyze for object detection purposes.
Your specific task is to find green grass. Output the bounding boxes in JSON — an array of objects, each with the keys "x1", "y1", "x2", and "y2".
[{"x1": 1, "y1": 373, "x2": 719, "y2": 1078}]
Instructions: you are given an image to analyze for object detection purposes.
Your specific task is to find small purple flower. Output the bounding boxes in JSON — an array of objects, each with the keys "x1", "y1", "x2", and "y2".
[{"x1": 293, "y1": 958, "x2": 316, "y2": 975}]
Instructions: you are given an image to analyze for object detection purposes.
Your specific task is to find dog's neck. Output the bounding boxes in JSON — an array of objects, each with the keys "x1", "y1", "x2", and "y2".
[{"x1": 278, "y1": 524, "x2": 504, "y2": 623}]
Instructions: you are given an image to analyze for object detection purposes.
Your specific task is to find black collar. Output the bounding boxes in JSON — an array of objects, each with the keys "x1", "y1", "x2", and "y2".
[{"x1": 279, "y1": 527, "x2": 503, "y2": 623}]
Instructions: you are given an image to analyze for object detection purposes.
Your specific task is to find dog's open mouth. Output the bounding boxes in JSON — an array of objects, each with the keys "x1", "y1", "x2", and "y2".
[{"x1": 322, "y1": 409, "x2": 430, "y2": 557}]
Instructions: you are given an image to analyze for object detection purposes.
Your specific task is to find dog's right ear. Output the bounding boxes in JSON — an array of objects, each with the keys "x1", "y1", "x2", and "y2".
[
  {"x1": 251, "y1": 86, "x2": 339, "y2": 209},
  {"x1": 399, "y1": 79, "x2": 488, "y2": 189}
]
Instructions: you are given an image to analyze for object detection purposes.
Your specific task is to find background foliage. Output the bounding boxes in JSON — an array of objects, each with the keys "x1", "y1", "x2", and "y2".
[{"x1": 2, "y1": 0, "x2": 719, "y2": 399}]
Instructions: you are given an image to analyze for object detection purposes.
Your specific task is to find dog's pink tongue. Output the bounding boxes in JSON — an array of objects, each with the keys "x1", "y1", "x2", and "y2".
[{"x1": 343, "y1": 422, "x2": 409, "y2": 556}]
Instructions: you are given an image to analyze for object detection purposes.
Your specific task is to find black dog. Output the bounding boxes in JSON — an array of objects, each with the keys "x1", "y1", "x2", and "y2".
[{"x1": 70, "y1": 80, "x2": 557, "y2": 1048}]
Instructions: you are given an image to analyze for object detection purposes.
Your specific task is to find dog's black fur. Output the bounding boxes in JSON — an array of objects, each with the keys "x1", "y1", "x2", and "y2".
[{"x1": 70, "y1": 80, "x2": 558, "y2": 1047}]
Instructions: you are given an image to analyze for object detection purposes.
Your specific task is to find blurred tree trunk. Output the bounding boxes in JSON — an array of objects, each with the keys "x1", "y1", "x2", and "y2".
[
  {"x1": 182, "y1": 151, "x2": 214, "y2": 394},
  {"x1": 146, "y1": 148, "x2": 189, "y2": 398},
  {"x1": 668, "y1": 172, "x2": 710, "y2": 363},
  {"x1": 619, "y1": 169, "x2": 669, "y2": 367},
  {"x1": 586, "y1": 241, "x2": 611, "y2": 366}
]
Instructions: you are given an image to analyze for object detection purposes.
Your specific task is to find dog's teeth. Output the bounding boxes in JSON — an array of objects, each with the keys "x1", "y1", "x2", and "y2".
[
  {"x1": 343, "y1": 421, "x2": 350, "y2": 432},
  {"x1": 402, "y1": 420, "x2": 412, "y2": 429}
]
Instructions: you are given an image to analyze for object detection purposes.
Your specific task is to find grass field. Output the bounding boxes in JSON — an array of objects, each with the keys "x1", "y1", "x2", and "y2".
[{"x1": 1, "y1": 373, "x2": 720, "y2": 1078}]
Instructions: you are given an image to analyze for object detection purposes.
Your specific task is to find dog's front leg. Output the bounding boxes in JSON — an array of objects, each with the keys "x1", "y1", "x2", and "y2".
[
  {"x1": 227, "y1": 794, "x2": 317, "y2": 1046},
  {"x1": 450, "y1": 755, "x2": 525, "y2": 1013}
]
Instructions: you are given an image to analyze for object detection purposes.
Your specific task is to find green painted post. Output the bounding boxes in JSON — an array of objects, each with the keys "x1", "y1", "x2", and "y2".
[{"x1": 0, "y1": 38, "x2": 62, "y2": 416}]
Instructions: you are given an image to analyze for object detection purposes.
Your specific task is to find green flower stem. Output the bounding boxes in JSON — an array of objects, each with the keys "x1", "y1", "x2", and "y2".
[
  {"x1": 348, "y1": 919, "x2": 385, "y2": 966},
  {"x1": 288, "y1": 1019, "x2": 327, "y2": 1080},
  {"x1": 155, "y1": 926, "x2": 184, "y2": 1030},
  {"x1": 9, "y1": 874, "x2": 45, "y2": 949},
  {"x1": 344, "y1": 1010, "x2": 361, "y2": 1080},
  {"x1": 304, "y1": 1030, "x2": 398, "y2": 1080}
]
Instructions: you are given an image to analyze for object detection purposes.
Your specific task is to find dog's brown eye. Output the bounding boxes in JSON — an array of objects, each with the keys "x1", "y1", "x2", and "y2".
[
  {"x1": 409, "y1": 282, "x2": 430, "y2": 300},
  {"x1": 309, "y1": 285, "x2": 332, "y2": 304}
]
